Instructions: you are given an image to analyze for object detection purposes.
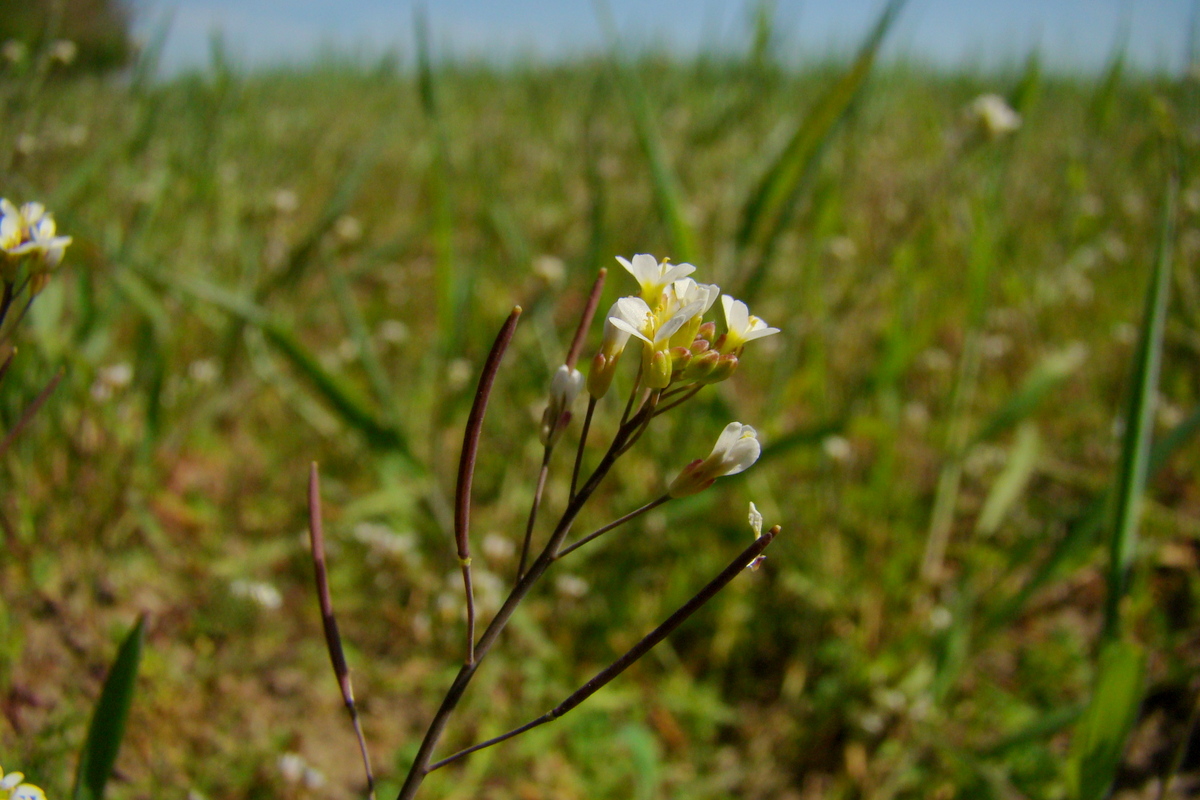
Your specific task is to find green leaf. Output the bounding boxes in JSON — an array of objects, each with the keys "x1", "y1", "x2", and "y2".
[
  {"x1": 73, "y1": 616, "x2": 146, "y2": 800},
  {"x1": 1067, "y1": 639, "x2": 1146, "y2": 800},
  {"x1": 975, "y1": 422, "x2": 1040, "y2": 536},
  {"x1": 1103, "y1": 176, "x2": 1175, "y2": 639},
  {"x1": 970, "y1": 343, "x2": 1086, "y2": 447}
]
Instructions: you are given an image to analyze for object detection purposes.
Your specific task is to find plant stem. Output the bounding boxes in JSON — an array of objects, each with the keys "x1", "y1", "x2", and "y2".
[
  {"x1": 517, "y1": 447, "x2": 553, "y2": 581},
  {"x1": 396, "y1": 402, "x2": 655, "y2": 800},
  {"x1": 569, "y1": 397, "x2": 597, "y2": 501},
  {"x1": 427, "y1": 525, "x2": 780, "y2": 772},
  {"x1": 555, "y1": 494, "x2": 670, "y2": 560},
  {"x1": 308, "y1": 463, "x2": 376, "y2": 800}
]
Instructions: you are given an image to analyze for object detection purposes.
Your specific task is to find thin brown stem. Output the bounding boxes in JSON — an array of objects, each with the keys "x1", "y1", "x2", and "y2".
[
  {"x1": 308, "y1": 464, "x2": 377, "y2": 800},
  {"x1": 566, "y1": 268, "x2": 606, "y2": 370},
  {"x1": 454, "y1": 306, "x2": 522, "y2": 665},
  {"x1": 517, "y1": 448, "x2": 553, "y2": 582},
  {"x1": 428, "y1": 525, "x2": 781, "y2": 772},
  {"x1": 654, "y1": 384, "x2": 703, "y2": 417},
  {"x1": 0, "y1": 368, "x2": 62, "y2": 458},
  {"x1": 396, "y1": 401, "x2": 657, "y2": 800},
  {"x1": 616, "y1": 390, "x2": 659, "y2": 458},
  {"x1": 555, "y1": 494, "x2": 670, "y2": 560},
  {"x1": 569, "y1": 397, "x2": 597, "y2": 501},
  {"x1": 619, "y1": 363, "x2": 643, "y2": 426}
]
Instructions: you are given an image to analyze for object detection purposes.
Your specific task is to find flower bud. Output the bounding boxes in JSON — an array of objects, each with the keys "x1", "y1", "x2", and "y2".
[
  {"x1": 644, "y1": 348, "x2": 672, "y2": 389},
  {"x1": 539, "y1": 365, "x2": 584, "y2": 446},
  {"x1": 668, "y1": 422, "x2": 761, "y2": 498},
  {"x1": 696, "y1": 353, "x2": 738, "y2": 384},
  {"x1": 680, "y1": 349, "x2": 719, "y2": 382}
]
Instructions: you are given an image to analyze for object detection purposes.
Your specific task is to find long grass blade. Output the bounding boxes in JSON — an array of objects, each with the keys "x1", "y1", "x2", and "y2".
[
  {"x1": 72, "y1": 616, "x2": 146, "y2": 800},
  {"x1": 734, "y1": 0, "x2": 905, "y2": 299},
  {"x1": 1103, "y1": 176, "x2": 1176, "y2": 640}
]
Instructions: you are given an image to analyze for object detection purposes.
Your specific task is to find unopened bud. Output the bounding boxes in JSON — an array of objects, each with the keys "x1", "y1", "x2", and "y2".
[
  {"x1": 697, "y1": 321, "x2": 716, "y2": 341},
  {"x1": 690, "y1": 339, "x2": 710, "y2": 355},
  {"x1": 698, "y1": 353, "x2": 738, "y2": 384},
  {"x1": 587, "y1": 351, "x2": 616, "y2": 398},
  {"x1": 644, "y1": 348, "x2": 672, "y2": 389},
  {"x1": 681, "y1": 349, "x2": 719, "y2": 382}
]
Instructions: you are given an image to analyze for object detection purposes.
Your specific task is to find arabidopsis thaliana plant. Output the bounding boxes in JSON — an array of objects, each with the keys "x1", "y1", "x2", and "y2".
[
  {"x1": 668, "y1": 422, "x2": 761, "y2": 497},
  {"x1": 617, "y1": 254, "x2": 695, "y2": 303},
  {"x1": 720, "y1": 295, "x2": 779, "y2": 353}
]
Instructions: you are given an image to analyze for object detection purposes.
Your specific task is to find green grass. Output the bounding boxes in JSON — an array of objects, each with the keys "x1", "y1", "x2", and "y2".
[{"x1": 0, "y1": 32, "x2": 1198, "y2": 800}]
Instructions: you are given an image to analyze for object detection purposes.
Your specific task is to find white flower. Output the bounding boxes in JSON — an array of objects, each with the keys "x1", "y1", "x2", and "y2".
[
  {"x1": 720, "y1": 295, "x2": 780, "y2": 352},
  {"x1": 617, "y1": 254, "x2": 695, "y2": 303},
  {"x1": 608, "y1": 295, "x2": 706, "y2": 389},
  {"x1": 588, "y1": 297, "x2": 648, "y2": 398},
  {"x1": 0, "y1": 766, "x2": 46, "y2": 800},
  {"x1": 669, "y1": 422, "x2": 761, "y2": 497},
  {"x1": 1, "y1": 199, "x2": 71, "y2": 268},
  {"x1": 662, "y1": 278, "x2": 720, "y2": 347},
  {"x1": 969, "y1": 93, "x2": 1021, "y2": 138},
  {"x1": 539, "y1": 364, "x2": 584, "y2": 446}
]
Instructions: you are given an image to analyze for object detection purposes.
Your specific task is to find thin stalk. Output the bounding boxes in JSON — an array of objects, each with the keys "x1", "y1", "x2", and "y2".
[
  {"x1": 555, "y1": 494, "x2": 670, "y2": 560},
  {"x1": 0, "y1": 368, "x2": 63, "y2": 458},
  {"x1": 308, "y1": 464, "x2": 376, "y2": 800},
  {"x1": 427, "y1": 525, "x2": 781, "y2": 772},
  {"x1": 454, "y1": 307, "x2": 522, "y2": 665},
  {"x1": 517, "y1": 448, "x2": 553, "y2": 581},
  {"x1": 654, "y1": 384, "x2": 703, "y2": 417},
  {"x1": 616, "y1": 390, "x2": 659, "y2": 457},
  {"x1": 0, "y1": 345, "x2": 16, "y2": 385},
  {"x1": 619, "y1": 363, "x2": 644, "y2": 426},
  {"x1": 0, "y1": 281, "x2": 14, "y2": 330},
  {"x1": 397, "y1": 401, "x2": 656, "y2": 800},
  {"x1": 566, "y1": 268, "x2": 607, "y2": 369},
  {"x1": 570, "y1": 397, "x2": 597, "y2": 501}
]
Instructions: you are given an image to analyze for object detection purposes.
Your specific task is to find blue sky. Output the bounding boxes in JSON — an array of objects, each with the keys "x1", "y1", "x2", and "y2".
[{"x1": 134, "y1": 0, "x2": 1193, "y2": 75}]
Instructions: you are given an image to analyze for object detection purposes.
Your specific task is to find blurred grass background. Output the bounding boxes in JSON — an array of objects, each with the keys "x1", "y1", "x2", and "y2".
[{"x1": 1, "y1": 4, "x2": 1199, "y2": 798}]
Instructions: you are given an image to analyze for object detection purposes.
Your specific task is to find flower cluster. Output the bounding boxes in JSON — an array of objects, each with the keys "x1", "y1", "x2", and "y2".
[
  {"x1": 1, "y1": 199, "x2": 72, "y2": 286},
  {"x1": 587, "y1": 254, "x2": 779, "y2": 397},
  {"x1": 0, "y1": 766, "x2": 47, "y2": 800}
]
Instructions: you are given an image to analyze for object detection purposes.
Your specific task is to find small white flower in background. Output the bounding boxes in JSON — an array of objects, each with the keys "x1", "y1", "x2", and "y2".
[
  {"x1": 747, "y1": 502, "x2": 767, "y2": 570},
  {"x1": 554, "y1": 573, "x2": 589, "y2": 598},
  {"x1": 822, "y1": 435, "x2": 853, "y2": 464},
  {"x1": 0, "y1": 766, "x2": 46, "y2": 800},
  {"x1": 2, "y1": 41, "x2": 28, "y2": 65},
  {"x1": 1, "y1": 199, "x2": 72, "y2": 273},
  {"x1": 617, "y1": 253, "x2": 695, "y2": 303},
  {"x1": 230, "y1": 579, "x2": 283, "y2": 610},
  {"x1": 333, "y1": 214, "x2": 362, "y2": 244},
  {"x1": 719, "y1": 295, "x2": 780, "y2": 353},
  {"x1": 669, "y1": 421, "x2": 761, "y2": 498},
  {"x1": 969, "y1": 93, "x2": 1021, "y2": 139},
  {"x1": 271, "y1": 188, "x2": 298, "y2": 215},
  {"x1": 48, "y1": 39, "x2": 77, "y2": 66},
  {"x1": 278, "y1": 752, "x2": 324, "y2": 788},
  {"x1": 533, "y1": 254, "x2": 565, "y2": 284},
  {"x1": 378, "y1": 319, "x2": 410, "y2": 344},
  {"x1": 187, "y1": 358, "x2": 219, "y2": 385},
  {"x1": 539, "y1": 364, "x2": 584, "y2": 446},
  {"x1": 446, "y1": 358, "x2": 474, "y2": 391}
]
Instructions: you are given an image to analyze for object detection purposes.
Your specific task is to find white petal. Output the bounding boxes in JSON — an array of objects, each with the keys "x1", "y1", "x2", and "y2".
[
  {"x1": 748, "y1": 502, "x2": 763, "y2": 537},
  {"x1": 711, "y1": 421, "x2": 749, "y2": 456},
  {"x1": 660, "y1": 261, "x2": 695, "y2": 284},
  {"x1": 608, "y1": 316, "x2": 652, "y2": 345},
  {"x1": 741, "y1": 325, "x2": 781, "y2": 342},
  {"x1": 721, "y1": 435, "x2": 761, "y2": 475},
  {"x1": 722, "y1": 295, "x2": 749, "y2": 334},
  {"x1": 628, "y1": 253, "x2": 659, "y2": 282}
]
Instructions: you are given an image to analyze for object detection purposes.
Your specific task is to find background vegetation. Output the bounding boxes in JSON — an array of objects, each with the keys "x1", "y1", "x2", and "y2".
[{"x1": 1, "y1": 8, "x2": 1198, "y2": 799}]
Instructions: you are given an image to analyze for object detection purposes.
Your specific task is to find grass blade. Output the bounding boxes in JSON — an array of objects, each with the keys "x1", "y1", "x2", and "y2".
[
  {"x1": 970, "y1": 343, "x2": 1087, "y2": 447},
  {"x1": 73, "y1": 616, "x2": 146, "y2": 800},
  {"x1": 1103, "y1": 176, "x2": 1176, "y2": 640},
  {"x1": 174, "y1": 276, "x2": 412, "y2": 457},
  {"x1": 975, "y1": 422, "x2": 1040, "y2": 536},
  {"x1": 734, "y1": 0, "x2": 904, "y2": 299},
  {"x1": 1067, "y1": 639, "x2": 1146, "y2": 800}
]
